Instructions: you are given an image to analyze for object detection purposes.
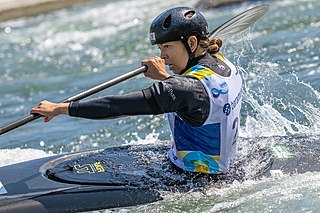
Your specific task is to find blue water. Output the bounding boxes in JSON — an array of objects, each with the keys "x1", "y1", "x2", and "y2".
[{"x1": 0, "y1": 0, "x2": 319, "y2": 212}]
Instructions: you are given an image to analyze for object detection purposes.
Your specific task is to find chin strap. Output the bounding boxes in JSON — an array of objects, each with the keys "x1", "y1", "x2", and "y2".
[
  {"x1": 182, "y1": 39, "x2": 195, "y2": 60},
  {"x1": 180, "y1": 38, "x2": 197, "y2": 74},
  {"x1": 180, "y1": 39, "x2": 194, "y2": 74}
]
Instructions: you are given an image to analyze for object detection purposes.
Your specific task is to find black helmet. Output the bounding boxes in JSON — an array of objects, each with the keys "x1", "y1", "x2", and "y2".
[{"x1": 149, "y1": 7, "x2": 209, "y2": 45}]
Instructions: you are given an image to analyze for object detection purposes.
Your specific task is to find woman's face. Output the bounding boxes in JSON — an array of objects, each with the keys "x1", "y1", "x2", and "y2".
[{"x1": 157, "y1": 41, "x2": 189, "y2": 74}]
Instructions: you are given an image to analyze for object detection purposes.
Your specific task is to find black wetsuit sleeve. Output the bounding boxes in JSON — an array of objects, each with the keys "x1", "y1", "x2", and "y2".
[
  {"x1": 69, "y1": 91, "x2": 160, "y2": 119},
  {"x1": 69, "y1": 75, "x2": 209, "y2": 126}
]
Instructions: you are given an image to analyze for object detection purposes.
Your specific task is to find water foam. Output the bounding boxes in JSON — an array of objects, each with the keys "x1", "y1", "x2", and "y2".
[
  {"x1": 226, "y1": 34, "x2": 320, "y2": 138},
  {"x1": 125, "y1": 130, "x2": 161, "y2": 146},
  {"x1": 240, "y1": 60, "x2": 320, "y2": 137},
  {"x1": 0, "y1": 148, "x2": 53, "y2": 167}
]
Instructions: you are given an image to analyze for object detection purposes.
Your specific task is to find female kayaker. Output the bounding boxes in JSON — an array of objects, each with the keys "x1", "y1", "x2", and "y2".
[{"x1": 31, "y1": 6, "x2": 242, "y2": 174}]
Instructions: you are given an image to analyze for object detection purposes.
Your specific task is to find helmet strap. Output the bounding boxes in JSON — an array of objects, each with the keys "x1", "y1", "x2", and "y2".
[
  {"x1": 182, "y1": 39, "x2": 194, "y2": 59},
  {"x1": 181, "y1": 38, "x2": 197, "y2": 74}
]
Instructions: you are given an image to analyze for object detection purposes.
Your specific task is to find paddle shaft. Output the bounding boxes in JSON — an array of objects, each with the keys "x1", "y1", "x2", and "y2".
[{"x1": 0, "y1": 66, "x2": 147, "y2": 135}]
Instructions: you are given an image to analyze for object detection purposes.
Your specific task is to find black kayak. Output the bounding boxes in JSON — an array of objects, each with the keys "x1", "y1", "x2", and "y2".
[{"x1": 0, "y1": 135, "x2": 319, "y2": 212}]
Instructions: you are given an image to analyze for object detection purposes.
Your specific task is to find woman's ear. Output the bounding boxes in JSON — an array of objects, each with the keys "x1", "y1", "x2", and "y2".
[{"x1": 188, "y1": 36, "x2": 198, "y2": 52}]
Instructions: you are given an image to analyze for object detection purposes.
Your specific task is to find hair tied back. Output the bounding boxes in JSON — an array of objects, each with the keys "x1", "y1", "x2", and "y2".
[{"x1": 207, "y1": 38, "x2": 222, "y2": 54}]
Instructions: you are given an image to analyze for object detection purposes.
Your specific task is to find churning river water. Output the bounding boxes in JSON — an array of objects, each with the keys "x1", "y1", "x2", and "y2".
[{"x1": 0, "y1": 0, "x2": 319, "y2": 212}]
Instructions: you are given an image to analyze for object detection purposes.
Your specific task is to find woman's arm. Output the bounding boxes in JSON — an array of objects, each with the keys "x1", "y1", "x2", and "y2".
[
  {"x1": 30, "y1": 76, "x2": 209, "y2": 126},
  {"x1": 30, "y1": 90, "x2": 162, "y2": 122}
]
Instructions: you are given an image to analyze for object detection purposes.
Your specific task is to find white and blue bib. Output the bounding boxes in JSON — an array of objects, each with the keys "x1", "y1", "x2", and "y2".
[{"x1": 168, "y1": 53, "x2": 242, "y2": 174}]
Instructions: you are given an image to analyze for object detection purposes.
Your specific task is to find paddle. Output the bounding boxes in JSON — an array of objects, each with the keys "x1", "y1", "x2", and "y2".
[
  {"x1": 209, "y1": 4, "x2": 269, "y2": 38},
  {"x1": 0, "y1": 4, "x2": 269, "y2": 136},
  {"x1": 0, "y1": 66, "x2": 147, "y2": 135}
]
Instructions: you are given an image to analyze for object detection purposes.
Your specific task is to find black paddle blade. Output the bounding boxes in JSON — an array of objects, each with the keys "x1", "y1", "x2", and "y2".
[{"x1": 210, "y1": 4, "x2": 269, "y2": 38}]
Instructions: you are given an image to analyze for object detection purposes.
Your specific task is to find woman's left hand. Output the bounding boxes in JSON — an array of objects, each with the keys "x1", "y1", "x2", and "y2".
[{"x1": 30, "y1": 101, "x2": 69, "y2": 122}]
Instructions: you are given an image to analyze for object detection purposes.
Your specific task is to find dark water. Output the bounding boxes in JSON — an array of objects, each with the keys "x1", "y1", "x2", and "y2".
[{"x1": 0, "y1": 0, "x2": 319, "y2": 211}]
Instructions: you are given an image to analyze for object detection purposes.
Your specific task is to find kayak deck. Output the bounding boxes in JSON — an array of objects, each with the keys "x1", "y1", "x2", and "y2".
[{"x1": 0, "y1": 135, "x2": 319, "y2": 212}]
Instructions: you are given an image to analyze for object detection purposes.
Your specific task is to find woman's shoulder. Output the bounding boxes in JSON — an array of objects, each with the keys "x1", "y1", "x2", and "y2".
[{"x1": 198, "y1": 53, "x2": 232, "y2": 77}]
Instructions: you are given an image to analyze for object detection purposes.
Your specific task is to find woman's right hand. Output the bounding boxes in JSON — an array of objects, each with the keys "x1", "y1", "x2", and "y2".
[
  {"x1": 30, "y1": 101, "x2": 69, "y2": 122},
  {"x1": 141, "y1": 56, "x2": 170, "y2": 80}
]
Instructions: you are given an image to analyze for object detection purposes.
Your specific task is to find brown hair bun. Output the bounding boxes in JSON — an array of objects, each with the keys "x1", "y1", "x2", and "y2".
[{"x1": 207, "y1": 38, "x2": 222, "y2": 54}]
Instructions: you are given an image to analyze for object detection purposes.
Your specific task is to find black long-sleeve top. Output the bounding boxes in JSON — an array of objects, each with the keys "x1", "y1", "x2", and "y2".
[
  {"x1": 67, "y1": 51, "x2": 231, "y2": 126},
  {"x1": 69, "y1": 74, "x2": 210, "y2": 126}
]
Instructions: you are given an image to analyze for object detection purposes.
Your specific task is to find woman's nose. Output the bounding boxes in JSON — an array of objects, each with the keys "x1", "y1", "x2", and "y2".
[{"x1": 160, "y1": 52, "x2": 167, "y2": 59}]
